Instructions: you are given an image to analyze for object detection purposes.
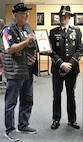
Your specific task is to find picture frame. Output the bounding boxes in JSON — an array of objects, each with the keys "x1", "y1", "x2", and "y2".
[
  {"x1": 74, "y1": 13, "x2": 83, "y2": 25},
  {"x1": 37, "y1": 13, "x2": 44, "y2": 25},
  {"x1": 35, "y1": 29, "x2": 52, "y2": 53},
  {"x1": 51, "y1": 13, "x2": 60, "y2": 25}
]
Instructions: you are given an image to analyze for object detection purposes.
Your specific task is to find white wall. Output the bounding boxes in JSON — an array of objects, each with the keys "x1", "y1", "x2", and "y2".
[{"x1": 24, "y1": 0, "x2": 83, "y2": 4}]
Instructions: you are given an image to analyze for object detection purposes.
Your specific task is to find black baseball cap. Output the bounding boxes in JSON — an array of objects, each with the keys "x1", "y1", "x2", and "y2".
[{"x1": 12, "y1": 2, "x2": 32, "y2": 14}]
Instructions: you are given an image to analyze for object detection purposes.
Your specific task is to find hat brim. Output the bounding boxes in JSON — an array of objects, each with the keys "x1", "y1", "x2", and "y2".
[{"x1": 59, "y1": 12, "x2": 74, "y2": 17}]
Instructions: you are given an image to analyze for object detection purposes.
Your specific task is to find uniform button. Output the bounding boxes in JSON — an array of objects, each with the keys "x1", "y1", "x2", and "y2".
[
  {"x1": 66, "y1": 44, "x2": 68, "y2": 46},
  {"x1": 66, "y1": 54, "x2": 69, "y2": 56},
  {"x1": 66, "y1": 39, "x2": 68, "y2": 41},
  {"x1": 66, "y1": 49, "x2": 69, "y2": 51}
]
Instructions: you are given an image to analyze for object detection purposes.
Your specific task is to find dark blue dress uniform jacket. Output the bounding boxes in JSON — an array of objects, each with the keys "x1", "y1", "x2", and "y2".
[{"x1": 50, "y1": 26, "x2": 83, "y2": 75}]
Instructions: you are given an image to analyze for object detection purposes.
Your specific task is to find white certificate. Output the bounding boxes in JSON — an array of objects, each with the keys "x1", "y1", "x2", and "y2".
[{"x1": 35, "y1": 30, "x2": 52, "y2": 53}]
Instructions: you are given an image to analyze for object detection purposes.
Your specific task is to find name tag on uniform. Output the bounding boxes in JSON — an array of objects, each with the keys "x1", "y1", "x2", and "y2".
[{"x1": 54, "y1": 34, "x2": 61, "y2": 37}]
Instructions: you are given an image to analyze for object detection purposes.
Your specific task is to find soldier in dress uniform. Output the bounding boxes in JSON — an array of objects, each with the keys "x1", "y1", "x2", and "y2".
[{"x1": 50, "y1": 5, "x2": 83, "y2": 130}]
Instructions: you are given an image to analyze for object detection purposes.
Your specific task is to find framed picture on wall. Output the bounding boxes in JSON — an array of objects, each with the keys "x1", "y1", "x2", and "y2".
[
  {"x1": 74, "y1": 13, "x2": 83, "y2": 25},
  {"x1": 35, "y1": 29, "x2": 52, "y2": 53},
  {"x1": 37, "y1": 13, "x2": 44, "y2": 25},
  {"x1": 51, "y1": 13, "x2": 60, "y2": 25}
]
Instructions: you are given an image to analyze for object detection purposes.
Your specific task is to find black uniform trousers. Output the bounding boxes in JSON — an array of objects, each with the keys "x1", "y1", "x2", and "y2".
[{"x1": 52, "y1": 71, "x2": 77, "y2": 123}]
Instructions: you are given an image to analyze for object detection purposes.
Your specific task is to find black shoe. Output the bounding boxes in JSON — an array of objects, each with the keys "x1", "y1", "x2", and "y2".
[
  {"x1": 18, "y1": 126, "x2": 38, "y2": 134},
  {"x1": 68, "y1": 121, "x2": 80, "y2": 129},
  {"x1": 51, "y1": 120, "x2": 60, "y2": 129}
]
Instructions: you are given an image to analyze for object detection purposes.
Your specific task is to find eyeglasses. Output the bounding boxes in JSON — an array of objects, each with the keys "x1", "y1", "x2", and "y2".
[{"x1": 18, "y1": 12, "x2": 29, "y2": 16}]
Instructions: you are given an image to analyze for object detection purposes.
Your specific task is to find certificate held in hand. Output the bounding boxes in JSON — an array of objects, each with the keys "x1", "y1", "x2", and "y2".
[{"x1": 35, "y1": 30, "x2": 52, "y2": 53}]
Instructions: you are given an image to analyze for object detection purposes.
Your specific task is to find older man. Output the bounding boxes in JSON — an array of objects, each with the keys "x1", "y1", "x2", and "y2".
[
  {"x1": 2, "y1": 2, "x2": 38, "y2": 141},
  {"x1": 50, "y1": 6, "x2": 83, "y2": 130}
]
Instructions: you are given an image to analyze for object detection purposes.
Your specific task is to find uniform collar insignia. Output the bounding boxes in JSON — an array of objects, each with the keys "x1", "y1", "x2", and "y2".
[{"x1": 69, "y1": 27, "x2": 71, "y2": 31}]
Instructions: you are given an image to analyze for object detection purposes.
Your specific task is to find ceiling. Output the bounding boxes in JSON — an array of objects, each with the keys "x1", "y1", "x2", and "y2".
[{"x1": 23, "y1": 0, "x2": 83, "y2": 4}]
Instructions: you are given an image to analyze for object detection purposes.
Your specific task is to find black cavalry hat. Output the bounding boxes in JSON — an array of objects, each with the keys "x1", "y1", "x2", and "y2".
[
  {"x1": 59, "y1": 6, "x2": 74, "y2": 17},
  {"x1": 12, "y1": 2, "x2": 32, "y2": 14}
]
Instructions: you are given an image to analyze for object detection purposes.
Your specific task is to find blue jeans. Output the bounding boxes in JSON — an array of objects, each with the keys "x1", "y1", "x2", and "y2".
[{"x1": 5, "y1": 76, "x2": 33, "y2": 133}]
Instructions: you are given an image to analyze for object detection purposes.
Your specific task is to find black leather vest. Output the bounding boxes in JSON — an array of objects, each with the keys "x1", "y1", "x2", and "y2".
[{"x1": 2, "y1": 19, "x2": 30, "y2": 79}]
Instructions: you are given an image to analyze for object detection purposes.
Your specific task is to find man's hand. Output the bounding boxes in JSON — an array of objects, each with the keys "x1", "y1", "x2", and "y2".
[
  {"x1": 26, "y1": 33, "x2": 36, "y2": 43},
  {"x1": 60, "y1": 62, "x2": 72, "y2": 72},
  {"x1": 6, "y1": 33, "x2": 36, "y2": 54}
]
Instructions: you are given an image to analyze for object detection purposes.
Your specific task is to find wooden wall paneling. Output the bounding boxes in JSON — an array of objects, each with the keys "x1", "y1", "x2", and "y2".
[{"x1": 27, "y1": 4, "x2": 36, "y2": 30}]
